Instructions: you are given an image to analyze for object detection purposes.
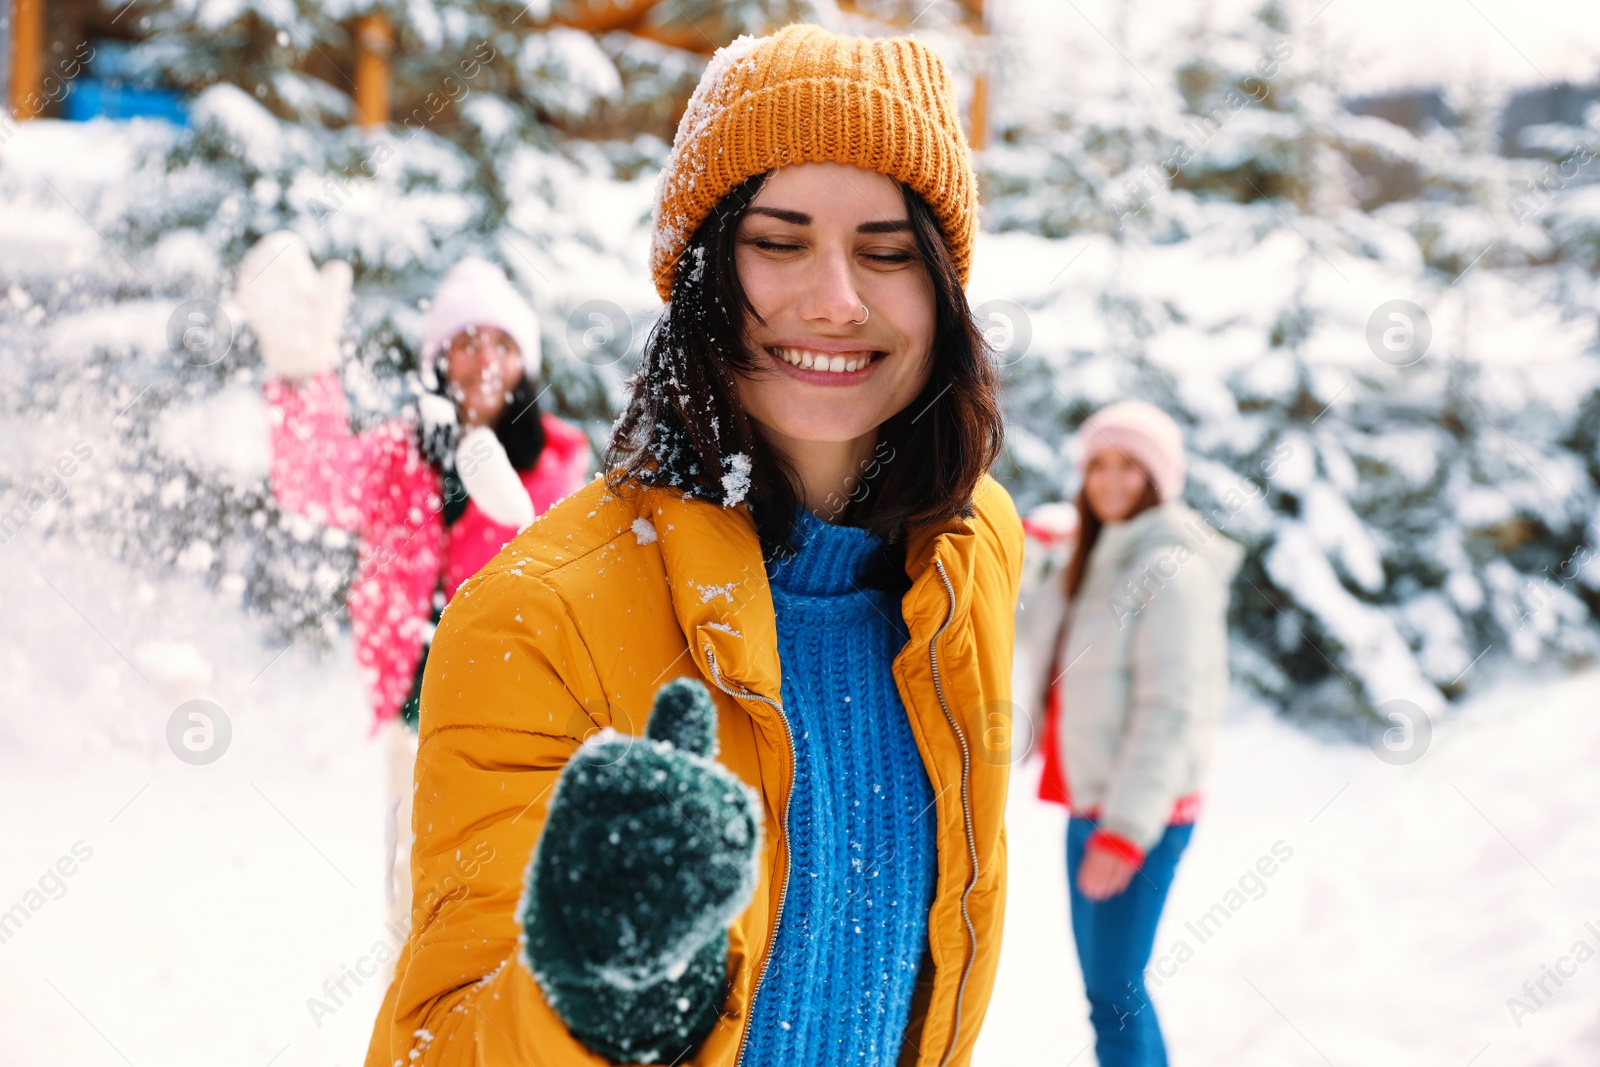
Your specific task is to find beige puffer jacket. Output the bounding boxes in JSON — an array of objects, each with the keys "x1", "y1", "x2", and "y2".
[{"x1": 1017, "y1": 502, "x2": 1243, "y2": 851}]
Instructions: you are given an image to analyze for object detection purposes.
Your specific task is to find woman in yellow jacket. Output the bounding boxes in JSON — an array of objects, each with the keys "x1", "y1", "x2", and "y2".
[{"x1": 364, "y1": 24, "x2": 1024, "y2": 1067}]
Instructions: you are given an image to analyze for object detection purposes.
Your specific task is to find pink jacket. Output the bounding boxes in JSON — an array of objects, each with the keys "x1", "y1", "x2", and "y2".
[{"x1": 262, "y1": 370, "x2": 592, "y2": 732}]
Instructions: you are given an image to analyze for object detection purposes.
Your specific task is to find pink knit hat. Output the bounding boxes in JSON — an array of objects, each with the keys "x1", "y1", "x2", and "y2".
[
  {"x1": 419, "y1": 258, "x2": 541, "y2": 391},
  {"x1": 1076, "y1": 400, "x2": 1186, "y2": 503}
]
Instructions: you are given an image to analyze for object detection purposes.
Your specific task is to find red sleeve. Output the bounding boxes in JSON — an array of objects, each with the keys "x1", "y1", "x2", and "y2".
[{"x1": 262, "y1": 371, "x2": 395, "y2": 532}]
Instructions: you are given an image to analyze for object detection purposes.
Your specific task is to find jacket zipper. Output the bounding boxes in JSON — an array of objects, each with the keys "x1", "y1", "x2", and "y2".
[
  {"x1": 929, "y1": 558, "x2": 979, "y2": 1067},
  {"x1": 703, "y1": 644, "x2": 794, "y2": 1067}
]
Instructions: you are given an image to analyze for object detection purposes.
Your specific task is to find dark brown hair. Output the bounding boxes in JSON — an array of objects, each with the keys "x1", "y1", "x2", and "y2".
[
  {"x1": 604, "y1": 171, "x2": 1004, "y2": 559},
  {"x1": 1064, "y1": 475, "x2": 1162, "y2": 600}
]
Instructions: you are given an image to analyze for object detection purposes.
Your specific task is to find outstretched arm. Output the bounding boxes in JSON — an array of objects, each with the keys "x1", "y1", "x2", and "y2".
[
  {"x1": 261, "y1": 371, "x2": 413, "y2": 532},
  {"x1": 366, "y1": 567, "x2": 757, "y2": 1067}
]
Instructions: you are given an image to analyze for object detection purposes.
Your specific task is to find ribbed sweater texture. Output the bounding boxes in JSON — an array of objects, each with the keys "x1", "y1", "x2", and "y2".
[{"x1": 739, "y1": 506, "x2": 938, "y2": 1067}]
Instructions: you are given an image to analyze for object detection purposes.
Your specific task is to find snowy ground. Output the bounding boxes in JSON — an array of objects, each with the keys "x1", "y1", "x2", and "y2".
[
  {"x1": 3, "y1": 522, "x2": 1599, "y2": 1066},
  {"x1": 977, "y1": 668, "x2": 1600, "y2": 1066},
  {"x1": 0, "y1": 530, "x2": 389, "y2": 1066}
]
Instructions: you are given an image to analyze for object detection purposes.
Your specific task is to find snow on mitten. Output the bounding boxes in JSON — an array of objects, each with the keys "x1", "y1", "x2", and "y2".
[
  {"x1": 235, "y1": 231, "x2": 351, "y2": 379},
  {"x1": 455, "y1": 425, "x2": 535, "y2": 529},
  {"x1": 519, "y1": 677, "x2": 762, "y2": 1064}
]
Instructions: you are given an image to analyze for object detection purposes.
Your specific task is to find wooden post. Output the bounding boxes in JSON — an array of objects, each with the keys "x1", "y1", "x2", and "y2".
[
  {"x1": 9, "y1": 0, "x2": 45, "y2": 120},
  {"x1": 966, "y1": 0, "x2": 988, "y2": 150},
  {"x1": 969, "y1": 71, "x2": 988, "y2": 151},
  {"x1": 354, "y1": 12, "x2": 393, "y2": 127}
]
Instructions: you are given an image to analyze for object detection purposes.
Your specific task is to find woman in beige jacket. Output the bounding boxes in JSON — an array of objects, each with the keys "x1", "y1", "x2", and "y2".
[{"x1": 1013, "y1": 400, "x2": 1243, "y2": 1067}]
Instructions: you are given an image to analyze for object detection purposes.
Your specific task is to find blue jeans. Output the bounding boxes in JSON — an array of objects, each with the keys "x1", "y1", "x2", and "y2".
[{"x1": 1066, "y1": 817, "x2": 1194, "y2": 1067}]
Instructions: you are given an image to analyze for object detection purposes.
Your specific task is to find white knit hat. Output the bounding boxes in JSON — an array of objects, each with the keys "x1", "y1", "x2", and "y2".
[
  {"x1": 1075, "y1": 400, "x2": 1187, "y2": 503},
  {"x1": 419, "y1": 258, "x2": 541, "y2": 391}
]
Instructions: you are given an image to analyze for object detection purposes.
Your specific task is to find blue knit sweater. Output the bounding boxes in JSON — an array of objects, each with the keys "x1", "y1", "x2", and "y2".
[{"x1": 739, "y1": 506, "x2": 938, "y2": 1067}]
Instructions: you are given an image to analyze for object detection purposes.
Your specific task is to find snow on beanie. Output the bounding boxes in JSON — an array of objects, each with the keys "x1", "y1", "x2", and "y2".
[
  {"x1": 1076, "y1": 400, "x2": 1187, "y2": 503},
  {"x1": 648, "y1": 22, "x2": 978, "y2": 303},
  {"x1": 419, "y1": 257, "x2": 542, "y2": 391}
]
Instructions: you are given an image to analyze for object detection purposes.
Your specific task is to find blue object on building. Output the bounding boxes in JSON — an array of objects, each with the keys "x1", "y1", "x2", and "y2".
[
  {"x1": 63, "y1": 79, "x2": 190, "y2": 125},
  {"x1": 61, "y1": 39, "x2": 189, "y2": 126}
]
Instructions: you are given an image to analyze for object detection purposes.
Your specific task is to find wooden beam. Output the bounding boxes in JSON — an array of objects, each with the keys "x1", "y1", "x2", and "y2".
[
  {"x1": 967, "y1": 0, "x2": 987, "y2": 149},
  {"x1": 552, "y1": 0, "x2": 659, "y2": 36},
  {"x1": 354, "y1": 12, "x2": 392, "y2": 127},
  {"x1": 621, "y1": 19, "x2": 719, "y2": 56},
  {"x1": 834, "y1": 0, "x2": 986, "y2": 30},
  {"x1": 968, "y1": 72, "x2": 988, "y2": 150},
  {"x1": 9, "y1": 0, "x2": 45, "y2": 120},
  {"x1": 542, "y1": 1, "x2": 717, "y2": 55}
]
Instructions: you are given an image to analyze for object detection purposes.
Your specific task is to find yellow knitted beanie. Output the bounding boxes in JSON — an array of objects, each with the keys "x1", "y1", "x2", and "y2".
[{"x1": 648, "y1": 23, "x2": 978, "y2": 303}]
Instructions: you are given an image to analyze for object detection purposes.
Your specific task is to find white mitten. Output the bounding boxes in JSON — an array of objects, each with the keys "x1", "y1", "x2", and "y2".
[
  {"x1": 236, "y1": 231, "x2": 350, "y2": 379},
  {"x1": 455, "y1": 425, "x2": 535, "y2": 530}
]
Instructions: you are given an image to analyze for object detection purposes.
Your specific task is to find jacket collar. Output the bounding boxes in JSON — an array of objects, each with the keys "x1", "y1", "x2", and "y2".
[
  {"x1": 1088, "y1": 501, "x2": 1245, "y2": 584},
  {"x1": 635, "y1": 487, "x2": 980, "y2": 705}
]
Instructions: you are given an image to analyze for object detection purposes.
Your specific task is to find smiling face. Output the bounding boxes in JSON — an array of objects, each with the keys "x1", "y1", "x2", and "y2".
[
  {"x1": 730, "y1": 162, "x2": 937, "y2": 451},
  {"x1": 445, "y1": 325, "x2": 524, "y2": 428},
  {"x1": 1084, "y1": 448, "x2": 1155, "y2": 524}
]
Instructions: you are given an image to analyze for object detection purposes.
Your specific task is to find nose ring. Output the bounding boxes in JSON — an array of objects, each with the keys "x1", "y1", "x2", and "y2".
[{"x1": 850, "y1": 304, "x2": 869, "y2": 325}]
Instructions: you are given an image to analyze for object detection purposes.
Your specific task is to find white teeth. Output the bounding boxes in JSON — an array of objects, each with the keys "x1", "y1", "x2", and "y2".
[{"x1": 772, "y1": 347, "x2": 875, "y2": 374}]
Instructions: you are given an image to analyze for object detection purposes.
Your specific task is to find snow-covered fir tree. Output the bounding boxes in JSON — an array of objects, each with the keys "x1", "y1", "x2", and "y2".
[
  {"x1": 1, "y1": 0, "x2": 1593, "y2": 723},
  {"x1": 981, "y1": 0, "x2": 1600, "y2": 728}
]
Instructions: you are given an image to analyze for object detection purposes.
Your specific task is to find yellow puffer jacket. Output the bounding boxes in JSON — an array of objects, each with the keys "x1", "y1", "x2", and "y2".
[{"x1": 364, "y1": 470, "x2": 1025, "y2": 1067}]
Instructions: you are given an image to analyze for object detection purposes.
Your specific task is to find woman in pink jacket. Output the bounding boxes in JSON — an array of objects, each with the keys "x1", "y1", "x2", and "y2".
[{"x1": 237, "y1": 235, "x2": 592, "y2": 943}]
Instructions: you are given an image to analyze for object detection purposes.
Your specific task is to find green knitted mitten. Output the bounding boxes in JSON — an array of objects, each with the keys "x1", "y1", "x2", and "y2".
[{"x1": 519, "y1": 677, "x2": 763, "y2": 1064}]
